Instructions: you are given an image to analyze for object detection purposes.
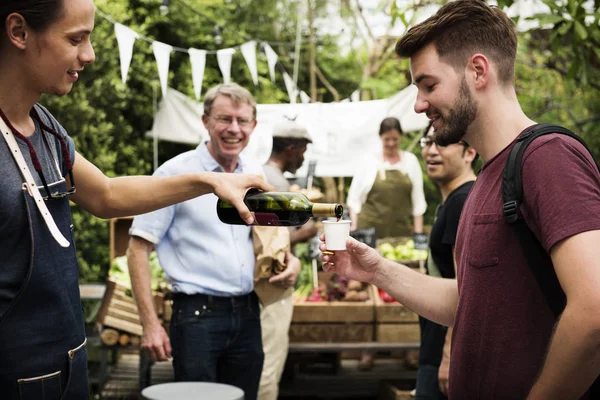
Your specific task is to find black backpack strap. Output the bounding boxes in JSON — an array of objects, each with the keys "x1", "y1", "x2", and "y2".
[
  {"x1": 502, "y1": 123, "x2": 596, "y2": 224},
  {"x1": 502, "y1": 123, "x2": 600, "y2": 317}
]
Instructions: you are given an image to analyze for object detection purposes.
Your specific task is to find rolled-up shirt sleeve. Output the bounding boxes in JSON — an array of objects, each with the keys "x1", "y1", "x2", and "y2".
[
  {"x1": 404, "y1": 152, "x2": 427, "y2": 217},
  {"x1": 347, "y1": 159, "x2": 377, "y2": 214}
]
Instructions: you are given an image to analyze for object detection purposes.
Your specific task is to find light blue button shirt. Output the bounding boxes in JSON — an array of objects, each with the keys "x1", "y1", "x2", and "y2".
[{"x1": 129, "y1": 142, "x2": 261, "y2": 296}]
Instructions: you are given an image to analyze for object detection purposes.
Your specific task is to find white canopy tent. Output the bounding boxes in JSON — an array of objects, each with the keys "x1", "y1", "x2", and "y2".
[{"x1": 147, "y1": 85, "x2": 430, "y2": 177}]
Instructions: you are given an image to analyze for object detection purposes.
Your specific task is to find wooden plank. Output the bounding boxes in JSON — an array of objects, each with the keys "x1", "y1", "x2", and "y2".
[
  {"x1": 107, "y1": 308, "x2": 141, "y2": 326},
  {"x1": 109, "y1": 217, "x2": 134, "y2": 262},
  {"x1": 374, "y1": 290, "x2": 419, "y2": 323},
  {"x1": 289, "y1": 323, "x2": 373, "y2": 343},
  {"x1": 109, "y1": 298, "x2": 139, "y2": 314},
  {"x1": 103, "y1": 315, "x2": 143, "y2": 336},
  {"x1": 376, "y1": 323, "x2": 420, "y2": 343},
  {"x1": 292, "y1": 300, "x2": 374, "y2": 323},
  {"x1": 96, "y1": 280, "x2": 117, "y2": 325},
  {"x1": 112, "y1": 291, "x2": 137, "y2": 306},
  {"x1": 288, "y1": 342, "x2": 420, "y2": 353}
]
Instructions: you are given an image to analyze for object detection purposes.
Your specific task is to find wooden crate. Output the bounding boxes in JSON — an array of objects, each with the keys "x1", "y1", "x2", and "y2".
[
  {"x1": 374, "y1": 292, "x2": 419, "y2": 323},
  {"x1": 289, "y1": 323, "x2": 373, "y2": 343},
  {"x1": 96, "y1": 279, "x2": 143, "y2": 337},
  {"x1": 290, "y1": 273, "x2": 376, "y2": 342},
  {"x1": 376, "y1": 323, "x2": 420, "y2": 343},
  {"x1": 109, "y1": 217, "x2": 134, "y2": 261}
]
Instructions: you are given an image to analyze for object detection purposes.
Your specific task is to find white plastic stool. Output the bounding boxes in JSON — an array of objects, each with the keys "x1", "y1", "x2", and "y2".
[{"x1": 141, "y1": 382, "x2": 244, "y2": 400}]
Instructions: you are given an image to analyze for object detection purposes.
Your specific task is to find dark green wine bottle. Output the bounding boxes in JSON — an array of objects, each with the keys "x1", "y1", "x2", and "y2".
[{"x1": 217, "y1": 190, "x2": 343, "y2": 226}]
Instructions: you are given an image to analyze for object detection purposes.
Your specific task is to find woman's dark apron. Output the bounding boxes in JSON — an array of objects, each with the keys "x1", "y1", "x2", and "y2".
[
  {"x1": 358, "y1": 168, "x2": 414, "y2": 239},
  {"x1": 0, "y1": 181, "x2": 89, "y2": 399}
]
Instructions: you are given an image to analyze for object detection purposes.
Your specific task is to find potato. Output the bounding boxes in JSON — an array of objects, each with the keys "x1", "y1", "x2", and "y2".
[{"x1": 347, "y1": 280, "x2": 363, "y2": 291}]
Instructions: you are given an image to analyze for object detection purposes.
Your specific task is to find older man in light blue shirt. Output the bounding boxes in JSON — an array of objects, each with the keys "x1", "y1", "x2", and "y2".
[
  {"x1": 130, "y1": 142, "x2": 258, "y2": 296},
  {"x1": 126, "y1": 83, "x2": 287, "y2": 400}
]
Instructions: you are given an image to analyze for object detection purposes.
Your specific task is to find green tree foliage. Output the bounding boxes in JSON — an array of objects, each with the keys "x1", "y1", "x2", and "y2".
[
  {"x1": 40, "y1": 0, "x2": 599, "y2": 280},
  {"x1": 40, "y1": 0, "x2": 364, "y2": 281}
]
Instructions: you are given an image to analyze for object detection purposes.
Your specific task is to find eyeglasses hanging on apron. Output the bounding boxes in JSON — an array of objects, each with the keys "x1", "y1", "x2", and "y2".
[{"x1": 0, "y1": 107, "x2": 76, "y2": 248}]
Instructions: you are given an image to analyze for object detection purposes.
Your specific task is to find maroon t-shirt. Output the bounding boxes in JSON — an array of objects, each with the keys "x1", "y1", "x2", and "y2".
[{"x1": 451, "y1": 133, "x2": 600, "y2": 398}]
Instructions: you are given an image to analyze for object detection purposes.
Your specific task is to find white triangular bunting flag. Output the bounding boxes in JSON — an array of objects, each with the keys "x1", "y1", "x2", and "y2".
[
  {"x1": 240, "y1": 41, "x2": 258, "y2": 86},
  {"x1": 114, "y1": 23, "x2": 139, "y2": 84},
  {"x1": 282, "y1": 72, "x2": 297, "y2": 104},
  {"x1": 263, "y1": 43, "x2": 278, "y2": 83},
  {"x1": 351, "y1": 90, "x2": 360, "y2": 102},
  {"x1": 152, "y1": 41, "x2": 173, "y2": 97},
  {"x1": 189, "y1": 48, "x2": 207, "y2": 100},
  {"x1": 217, "y1": 48, "x2": 236, "y2": 84},
  {"x1": 300, "y1": 91, "x2": 311, "y2": 104}
]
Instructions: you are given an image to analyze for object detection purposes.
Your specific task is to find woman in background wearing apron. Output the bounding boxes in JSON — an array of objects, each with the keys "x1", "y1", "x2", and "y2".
[
  {"x1": 0, "y1": 2, "x2": 272, "y2": 399},
  {"x1": 347, "y1": 117, "x2": 427, "y2": 370}
]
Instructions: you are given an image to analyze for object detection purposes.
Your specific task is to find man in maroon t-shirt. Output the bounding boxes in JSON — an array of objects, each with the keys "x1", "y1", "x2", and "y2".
[{"x1": 319, "y1": 1, "x2": 600, "y2": 398}]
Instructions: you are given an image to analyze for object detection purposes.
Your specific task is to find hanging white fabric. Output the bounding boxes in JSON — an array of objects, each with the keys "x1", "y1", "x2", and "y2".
[
  {"x1": 188, "y1": 48, "x2": 207, "y2": 100},
  {"x1": 152, "y1": 41, "x2": 173, "y2": 98},
  {"x1": 217, "y1": 48, "x2": 236, "y2": 84},
  {"x1": 240, "y1": 41, "x2": 259, "y2": 86},
  {"x1": 282, "y1": 72, "x2": 298, "y2": 104},
  {"x1": 114, "y1": 23, "x2": 139, "y2": 84},
  {"x1": 148, "y1": 86, "x2": 431, "y2": 177},
  {"x1": 263, "y1": 43, "x2": 279, "y2": 83},
  {"x1": 299, "y1": 91, "x2": 311, "y2": 104}
]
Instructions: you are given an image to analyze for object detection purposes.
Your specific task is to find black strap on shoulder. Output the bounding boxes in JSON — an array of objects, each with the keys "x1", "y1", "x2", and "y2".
[
  {"x1": 502, "y1": 123, "x2": 600, "y2": 318},
  {"x1": 502, "y1": 123, "x2": 600, "y2": 397},
  {"x1": 502, "y1": 123, "x2": 597, "y2": 224}
]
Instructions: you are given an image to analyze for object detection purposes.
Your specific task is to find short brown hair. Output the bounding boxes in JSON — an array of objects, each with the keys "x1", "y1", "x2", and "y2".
[
  {"x1": 395, "y1": 0, "x2": 518, "y2": 85},
  {"x1": 203, "y1": 83, "x2": 257, "y2": 119}
]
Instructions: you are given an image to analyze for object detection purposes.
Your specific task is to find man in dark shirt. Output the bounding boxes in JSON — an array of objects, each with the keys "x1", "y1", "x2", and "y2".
[{"x1": 415, "y1": 126, "x2": 477, "y2": 399}]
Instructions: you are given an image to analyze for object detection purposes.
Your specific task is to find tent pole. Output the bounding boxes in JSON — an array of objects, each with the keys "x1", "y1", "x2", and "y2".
[
  {"x1": 292, "y1": 0, "x2": 304, "y2": 87},
  {"x1": 153, "y1": 84, "x2": 158, "y2": 171}
]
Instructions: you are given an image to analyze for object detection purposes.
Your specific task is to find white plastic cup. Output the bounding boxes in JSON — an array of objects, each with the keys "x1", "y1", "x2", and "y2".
[{"x1": 322, "y1": 220, "x2": 351, "y2": 251}]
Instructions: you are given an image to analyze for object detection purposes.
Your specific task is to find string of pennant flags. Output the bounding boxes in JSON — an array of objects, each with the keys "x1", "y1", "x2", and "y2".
[
  {"x1": 95, "y1": 8, "x2": 360, "y2": 104},
  {"x1": 96, "y1": 8, "x2": 300, "y2": 102}
]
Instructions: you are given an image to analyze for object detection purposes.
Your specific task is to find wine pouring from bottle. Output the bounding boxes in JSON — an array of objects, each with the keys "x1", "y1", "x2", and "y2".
[{"x1": 217, "y1": 190, "x2": 343, "y2": 226}]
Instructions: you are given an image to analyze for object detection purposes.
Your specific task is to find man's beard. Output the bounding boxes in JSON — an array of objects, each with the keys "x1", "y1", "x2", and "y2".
[{"x1": 433, "y1": 78, "x2": 478, "y2": 146}]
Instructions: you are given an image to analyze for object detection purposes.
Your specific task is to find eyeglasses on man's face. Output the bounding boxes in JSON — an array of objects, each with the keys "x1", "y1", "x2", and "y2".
[
  {"x1": 419, "y1": 137, "x2": 467, "y2": 150},
  {"x1": 207, "y1": 115, "x2": 254, "y2": 129}
]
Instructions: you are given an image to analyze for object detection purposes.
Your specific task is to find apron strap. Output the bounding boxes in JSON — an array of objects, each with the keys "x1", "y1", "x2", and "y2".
[{"x1": 0, "y1": 118, "x2": 70, "y2": 248}]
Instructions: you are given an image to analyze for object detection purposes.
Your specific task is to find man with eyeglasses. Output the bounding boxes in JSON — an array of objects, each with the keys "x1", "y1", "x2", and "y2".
[
  {"x1": 126, "y1": 83, "x2": 294, "y2": 400},
  {"x1": 415, "y1": 124, "x2": 477, "y2": 399}
]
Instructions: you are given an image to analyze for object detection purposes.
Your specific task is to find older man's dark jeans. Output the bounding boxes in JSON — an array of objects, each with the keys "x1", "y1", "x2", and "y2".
[{"x1": 170, "y1": 292, "x2": 264, "y2": 400}]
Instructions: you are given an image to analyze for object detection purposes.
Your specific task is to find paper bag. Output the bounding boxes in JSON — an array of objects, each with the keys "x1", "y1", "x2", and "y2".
[{"x1": 253, "y1": 226, "x2": 292, "y2": 306}]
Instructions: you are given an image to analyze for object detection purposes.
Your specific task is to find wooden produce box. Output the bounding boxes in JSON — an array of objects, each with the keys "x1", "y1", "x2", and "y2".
[
  {"x1": 290, "y1": 272, "x2": 376, "y2": 343},
  {"x1": 109, "y1": 216, "x2": 134, "y2": 261},
  {"x1": 100, "y1": 217, "x2": 173, "y2": 344},
  {"x1": 96, "y1": 278, "x2": 143, "y2": 337},
  {"x1": 374, "y1": 290, "x2": 420, "y2": 343}
]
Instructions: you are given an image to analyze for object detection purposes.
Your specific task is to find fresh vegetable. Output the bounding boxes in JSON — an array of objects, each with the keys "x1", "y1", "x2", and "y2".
[
  {"x1": 378, "y1": 239, "x2": 427, "y2": 262},
  {"x1": 109, "y1": 252, "x2": 168, "y2": 291},
  {"x1": 378, "y1": 288, "x2": 397, "y2": 303},
  {"x1": 306, "y1": 285, "x2": 327, "y2": 302}
]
